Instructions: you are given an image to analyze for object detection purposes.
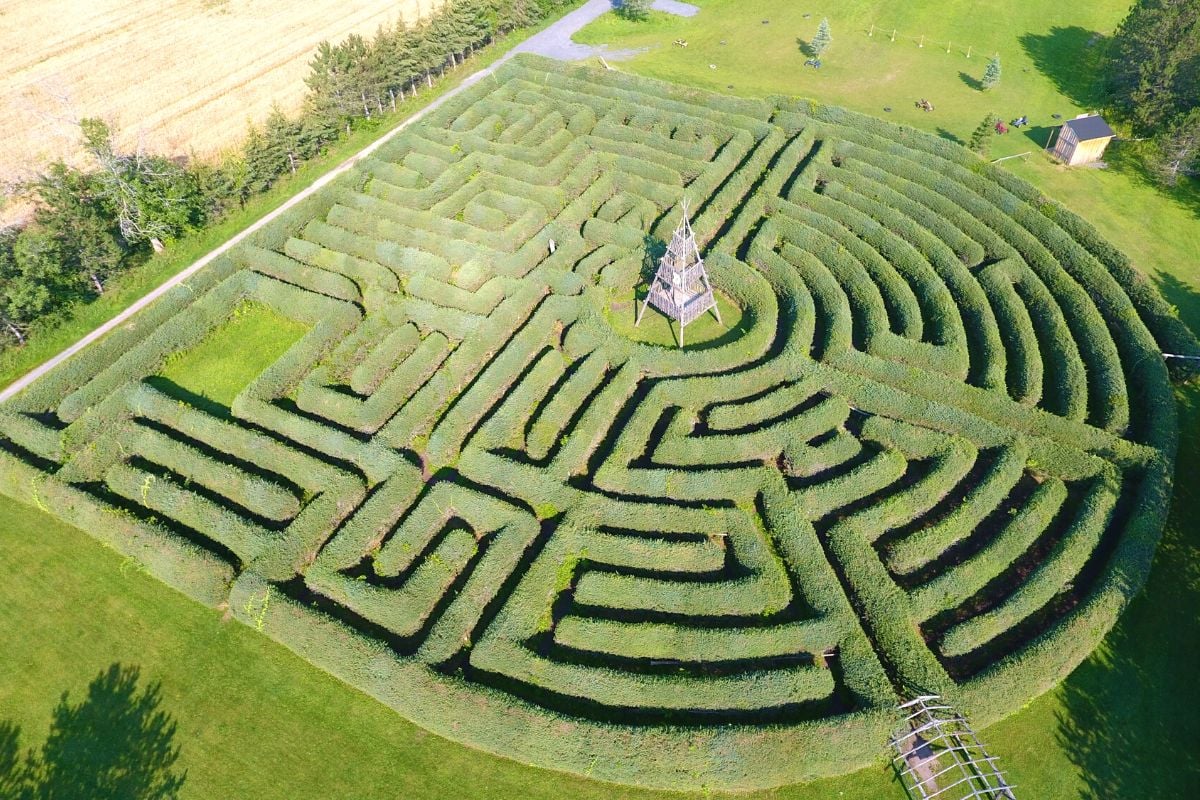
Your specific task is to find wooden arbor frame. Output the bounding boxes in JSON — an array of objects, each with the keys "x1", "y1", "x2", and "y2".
[
  {"x1": 888, "y1": 695, "x2": 1017, "y2": 800},
  {"x1": 635, "y1": 200, "x2": 721, "y2": 347}
]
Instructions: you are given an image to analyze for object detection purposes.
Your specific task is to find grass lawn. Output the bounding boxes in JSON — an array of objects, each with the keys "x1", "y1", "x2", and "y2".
[
  {"x1": 607, "y1": 288, "x2": 746, "y2": 349},
  {"x1": 156, "y1": 301, "x2": 308, "y2": 412},
  {"x1": 1, "y1": 1, "x2": 1199, "y2": 798}
]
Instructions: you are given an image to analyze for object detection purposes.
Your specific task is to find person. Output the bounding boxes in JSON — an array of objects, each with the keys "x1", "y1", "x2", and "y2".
[{"x1": 995, "y1": 120, "x2": 1008, "y2": 134}]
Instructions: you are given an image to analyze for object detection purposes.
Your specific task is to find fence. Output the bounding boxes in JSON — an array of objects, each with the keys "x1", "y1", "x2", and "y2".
[{"x1": 866, "y1": 23, "x2": 997, "y2": 61}]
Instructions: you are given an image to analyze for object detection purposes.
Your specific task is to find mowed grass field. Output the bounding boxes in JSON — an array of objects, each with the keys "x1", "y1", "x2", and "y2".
[
  {"x1": 1, "y1": 2, "x2": 1198, "y2": 799},
  {"x1": 0, "y1": 0, "x2": 444, "y2": 186}
]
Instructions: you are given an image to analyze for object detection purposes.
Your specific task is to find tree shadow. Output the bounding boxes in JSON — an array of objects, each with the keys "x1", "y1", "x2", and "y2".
[
  {"x1": 641, "y1": 233, "x2": 666, "y2": 284},
  {"x1": 5, "y1": 663, "x2": 186, "y2": 800},
  {"x1": 142, "y1": 375, "x2": 232, "y2": 421},
  {"x1": 1156, "y1": 271, "x2": 1200, "y2": 338},
  {"x1": 1054, "y1": 384, "x2": 1200, "y2": 797},
  {"x1": 796, "y1": 37, "x2": 817, "y2": 58},
  {"x1": 1018, "y1": 27, "x2": 1109, "y2": 109},
  {"x1": 0, "y1": 721, "x2": 23, "y2": 799},
  {"x1": 935, "y1": 128, "x2": 965, "y2": 146},
  {"x1": 958, "y1": 71, "x2": 983, "y2": 91},
  {"x1": 1105, "y1": 145, "x2": 1200, "y2": 221}
]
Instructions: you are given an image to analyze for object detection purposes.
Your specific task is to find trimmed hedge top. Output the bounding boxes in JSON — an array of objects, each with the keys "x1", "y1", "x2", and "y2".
[{"x1": 0, "y1": 55, "x2": 1192, "y2": 791}]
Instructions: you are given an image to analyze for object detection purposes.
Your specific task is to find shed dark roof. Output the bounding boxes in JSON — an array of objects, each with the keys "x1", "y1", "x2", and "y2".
[{"x1": 1064, "y1": 115, "x2": 1115, "y2": 141}]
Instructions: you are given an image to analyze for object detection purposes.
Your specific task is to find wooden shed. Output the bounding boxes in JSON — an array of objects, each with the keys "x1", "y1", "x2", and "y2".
[{"x1": 1053, "y1": 114, "x2": 1115, "y2": 166}]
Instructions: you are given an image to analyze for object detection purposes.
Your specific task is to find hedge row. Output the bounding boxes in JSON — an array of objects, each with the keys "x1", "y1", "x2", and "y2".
[{"x1": 938, "y1": 476, "x2": 1119, "y2": 656}]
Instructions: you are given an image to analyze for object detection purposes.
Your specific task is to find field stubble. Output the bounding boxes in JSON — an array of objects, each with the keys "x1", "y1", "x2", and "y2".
[{"x1": 0, "y1": 0, "x2": 444, "y2": 192}]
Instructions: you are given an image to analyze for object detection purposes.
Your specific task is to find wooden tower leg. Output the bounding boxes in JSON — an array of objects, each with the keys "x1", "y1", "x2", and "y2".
[
  {"x1": 678, "y1": 319, "x2": 684, "y2": 348},
  {"x1": 635, "y1": 292, "x2": 651, "y2": 327},
  {"x1": 711, "y1": 297, "x2": 723, "y2": 325}
]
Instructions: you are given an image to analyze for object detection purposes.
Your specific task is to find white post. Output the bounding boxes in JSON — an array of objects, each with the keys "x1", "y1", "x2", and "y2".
[
  {"x1": 891, "y1": 29, "x2": 896, "y2": 42},
  {"x1": 966, "y1": 45, "x2": 972, "y2": 58},
  {"x1": 869, "y1": 24, "x2": 874, "y2": 37},
  {"x1": 919, "y1": 35, "x2": 924, "y2": 48}
]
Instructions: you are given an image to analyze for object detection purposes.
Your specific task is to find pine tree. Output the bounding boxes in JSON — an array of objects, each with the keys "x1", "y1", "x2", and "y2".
[
  {"x1": 969, "y1": 114, "x2": 1001, "y2": 156},
  {"x1": 1105, "y1": 0, "x2": 1200, "y2": 133},
  {"x1": 30, "y1": 162, "x2": 125, "y2": 295},
  {"x1": 305, "y1": 40, "x2": 358, "y2": 135},
  {"x1": 982, "y1": 55, "x2": 1001, "y2": 89},
  {"x1": 811, "y1": 18, "x2": 832, "y2": 57}
]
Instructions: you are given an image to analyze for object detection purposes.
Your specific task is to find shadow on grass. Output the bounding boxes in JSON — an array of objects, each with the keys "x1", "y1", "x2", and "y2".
[
  {"x1": 641, "y1": 233, "x2": 666, "y2": 284},
  {"x1": 957, "y1": 71, "x2": 983, "y2": 91},
  {"x1": 0, "y1": 721, "x2": 21, "y2": 798},
  {"x1": 1102, "y1": 145, "x2": 1200, "y2": 222},
  {"x1": 1019, "y1": 26, "x2": 1109, "y2": 110},
  {"x1": 935, "y1": 128, "x2": 965, "y2": 146},
  {"x1": 2, "y1": 664, "x2": 186, "y2": 799},
  {"x1": 1020, "y1": 124, "x2": 1058, "y2": 150},
  {"x1": 1156, "y1": 272, "x2": 1200, "y2": 338},
  {"x1": 1054, "y1": 386, "x2": 1200, "y2": 798},
  {"x1": 143, "y1": 375, "x2": 232, "y2": 420}
]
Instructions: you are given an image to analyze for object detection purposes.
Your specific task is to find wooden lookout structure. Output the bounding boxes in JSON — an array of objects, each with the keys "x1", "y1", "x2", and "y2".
[
  {"x1": 636, "y1": 201, "x2": 721, "y2": 347},
  {"x1": 889, "y1": 695, "x2": 1016, "y2": 800},
  {"x1": 1052, "y1": 114, "x2": 1115, "y2": 166}
]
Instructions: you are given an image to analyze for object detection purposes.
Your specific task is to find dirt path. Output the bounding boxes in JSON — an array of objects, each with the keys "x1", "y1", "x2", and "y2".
[{"x1": 0, "y1": 0, "x2": 700, "y2": 404}]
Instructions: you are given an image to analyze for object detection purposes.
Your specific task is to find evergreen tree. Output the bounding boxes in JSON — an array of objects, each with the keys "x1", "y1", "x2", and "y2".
[
  {"x1": 189, "y1": 158, "x2": 244, "y2": 217},
  {"x1": 982, "y1": 55, "x2": 1001, "y2": 89},
  {"x1": 305, "y1": 40, "x2": 359, "y2": 134},
  {"x1": 30, "y1": 162, "x2": 124, "y2": 295},
  {"x1": 615, "y1": 0, "x2": 652, "y2": 21},
  {"x1": 1105, "y1": 0, "x2": 1200, "y2": 133},
  {"x1": 969, "y1": 114, "x2": 1001, "y2": 156},
  {"x1": 811, "y1": 18, "x2": 832, "y2": 57},
  {"x1": 263, "y1": 106, "x2": 312, "y2": 177},
  {"x1": 241, "y1": 126, "x2": 280, "y2": 196}
]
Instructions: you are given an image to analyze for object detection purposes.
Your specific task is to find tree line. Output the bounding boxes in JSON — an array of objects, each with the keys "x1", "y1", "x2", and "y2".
[
  {"x1": 1105, "y1": 0, "x2": 1199, "y2": 185},
  {"x1": 0, "y1": 0, "x2": 577, "y2": 348}
]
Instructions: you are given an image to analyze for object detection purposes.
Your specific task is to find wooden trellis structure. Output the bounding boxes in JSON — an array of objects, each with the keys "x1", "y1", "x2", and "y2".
[
  {"x1": 636, "y1": 201, "x2": 720, "y2": 347},
  {"x1": 889, "y1": 695, "x2": 1016, "y2": 800}
]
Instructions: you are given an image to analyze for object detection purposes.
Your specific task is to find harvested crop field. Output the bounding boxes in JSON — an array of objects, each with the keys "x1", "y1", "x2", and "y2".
[{"x1": 0, "y1": 0, "x2": 443, "y2": 183}]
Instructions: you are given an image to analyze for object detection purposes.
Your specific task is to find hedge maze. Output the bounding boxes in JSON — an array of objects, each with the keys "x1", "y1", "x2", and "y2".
[{"x1": 1, "y1": 56, "x2": 1193, "y2": 790}]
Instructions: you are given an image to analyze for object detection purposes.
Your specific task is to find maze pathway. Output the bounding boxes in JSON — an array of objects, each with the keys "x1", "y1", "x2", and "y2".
[{"x1": 0, "y1": 56, "x2": 1186, "y2": 791}]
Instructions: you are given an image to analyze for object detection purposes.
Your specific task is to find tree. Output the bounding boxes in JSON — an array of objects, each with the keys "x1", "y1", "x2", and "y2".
[
  {"x1": 0, "y1": 229, "x2": 66, "y2": 344},
  {"x1": 614, "y1": 0, "x2": 652, "y2": 22},
  {"x1": 29, "y1": 162, "x2": 124, "y2": 296},
  {"x1": 969, "y1": 114, "x2": 1001, "y2": 156},
  {"x1": 811, "y1": 18, "x2": 832, "y2": 57},
  {"x1": 1147, "y1": 107, "x2": 1200, "y2": 185},
  {"x1": 1105, "y1": 0, "x2": 1200, "y2": 134},
  {"x1": 982, "y1": 55, "x2": 1001, "y2": 89},
  {"x1": 78, "y1": 119, "x2": 202, "y2": 251},
  {"x1": 305, "y1": 40, "x2": 360, "y2": 135}
]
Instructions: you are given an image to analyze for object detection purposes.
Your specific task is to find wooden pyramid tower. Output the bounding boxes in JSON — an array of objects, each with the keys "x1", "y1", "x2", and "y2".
[{"x1": 635, "y1": 201, "x2": 720, "y2": 347}]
